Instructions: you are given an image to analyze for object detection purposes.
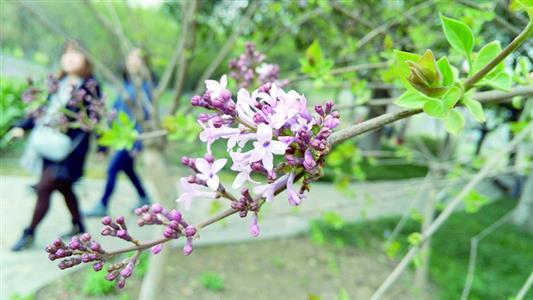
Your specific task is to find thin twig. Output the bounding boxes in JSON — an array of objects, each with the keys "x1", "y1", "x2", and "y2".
[
  {"x1": 460, "y1": 212, "x2": 513, "y2": 300},
  {"x1": 516, "y1": 271, "x2": 533, "y2": 300}
]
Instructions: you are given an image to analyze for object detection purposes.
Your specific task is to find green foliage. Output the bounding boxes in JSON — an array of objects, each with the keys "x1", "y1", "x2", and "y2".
[
  {"x1": 423, "y1": 99, "x2": 448, "y2": 119},
  {"x1": 199, "y1": 271, "x2": 225, "y2": 292},
  {"x1": 444, "y1": 109, "x2": 465, "y2": 134},
  {"x1": 310, "y1": 199, "x2": 533, "y2": 300},
  {"x1": 163, "y1": 111, "x2": 200, "y2": 143},
  {"x1": 299, "y1": 40, "x2": 334, "y2": 82},
  {"x1": 462, "y1": 96, "x2": 486, "y2": 122},
  {"x1": 335, "y1": 288, "x2": 350, "y2": 300},
  {"x1": 463, "y1": 190, "x2": 489, "y2": 213},
  {"x1": 98, "y1": 112, "x2": 138, "y2": 150},
  {"x1": 0, "y1": 79, "x2": 26, "y2": 147},
  {"x1": 9, "y1": 294, "x2": 35, "y2": 300},
  {"x1": 440, "y1": 14, "x2": 475, "y2": 57},
  {"x1": 407, "y1": 232, "x2": 423, "y2": 246},
  {"x1": 82, "y1": 269, "x2": 115, "y2": 296}
]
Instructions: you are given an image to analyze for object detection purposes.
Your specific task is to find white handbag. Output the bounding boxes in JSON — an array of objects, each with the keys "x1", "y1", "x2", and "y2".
[{"x1": 29, "y1": 126, "x2": 74, "y2": 162}]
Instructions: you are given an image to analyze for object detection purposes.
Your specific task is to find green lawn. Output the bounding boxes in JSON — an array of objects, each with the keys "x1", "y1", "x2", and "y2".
[{"x1": 312, "y1": 198, "x2": 533, "y2": 300}]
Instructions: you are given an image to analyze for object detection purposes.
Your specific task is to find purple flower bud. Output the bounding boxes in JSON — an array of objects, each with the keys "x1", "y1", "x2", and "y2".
[
  {"x1": 68, "y1": 240, "x2": 81, "y2": 250},
  {"x1": 151, "y1": 204, "x2": 163, "y2": 214},
  {"x1": 117, "y1": 230, "x2": 131, "y2": 241},
  {"x1": 142, "y1": 214, "x2": 153, "y2": 223},
  {"x1": 55, "y1": 249, "x2": 66, "y2": 257},
  {"x1": 324, "y1": 115, "x2": 340, "y2": 129},
  {"x1": 53, "y1": 239, "x2": 63, "y2": 248},
  {"x1": 185, "y1": 226, "x2": 197, "y2": 238},
  {"x1": 325, "y1": 100, "x2": 334, "y2": 114},
  {"x1": 137, "y1": 219, "x2": 145, "y2": 227},
  {"x1": 45, "y1": 245, "x2": 56, "y2": 253},
  {"x1": 48, "y1": 253, "x2": 56, "y2": 261},
  {"x1": 183, "y1": 239, "x2": 193, "y2": 256},
  {"x1": 191, "y1": 95, "x2": 202, "y2": 106},
  {"x1": 117, "y1": 278, "x2": 126, "y2": 289},
  {"x1": 90, "y1": 241, "x2": 101, "y2": 252},
  {"x1": 169, "y1": 210, "x2": 182, "y2": 222},
  {"x1": 212, "y1": 116, "x2": 224, "y2": 128},
  {"x1": 253, "y1": 113, "x2": 265, "y2": 124},
  {"x1": 93, "y1": 261, "x2": 103, "y2": 272},
  {"x1": 105, "y1": 271, "x2": 119, "y2": 281},
  {"x1": 101, "y1": 216, "x2": 112, "y2": 226},
  {"x1": 249, "y1": 215, "x2": 260, "y2": 237},
  {"x1": 134, "y1": 208, "x2": 143, "y2": 216},
  {"x1": 81, "y1": 253, "x2": 91, "y2": 263},
  {"x1": 151, "y1": 244, "x2": 163, "y2": 255},
  {"x1": 168, "y1": 220, "x2": 180, "y2": 231},
  {"x1": 101, "y1": 227, "x2": 113, "y2": 236},
  {"x1": 303, "y1": 149, "x2": 317, "y2": 170},
  {"x1": 163, "y1": 227, "x2": 175, "y2": 239},
  {"x1": 58, "y1": 262, "x2": 67, "y2": 270},
  {"x1": 80, "y1": 233, "x2": 92, "y2": 242},
  {"x1": 239, "y1": 210, "x2": 248, "y2": 218},
  {"x1": 120, "y1": 266, "x2": 133, "y2": 278},
  {"x1": 314, "y1": 105, "x2": 324, "y2": 115}
]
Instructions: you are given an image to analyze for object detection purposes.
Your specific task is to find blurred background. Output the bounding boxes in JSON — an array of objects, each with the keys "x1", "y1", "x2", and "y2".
[{"x1": 1, "y1": 0, "x2": 532, "y2": 299}]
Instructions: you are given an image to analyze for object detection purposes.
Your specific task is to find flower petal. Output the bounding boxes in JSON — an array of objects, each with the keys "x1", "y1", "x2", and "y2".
[
  {"x1": 249, "y1": 145, "x2": 265, "y2": 163},
  {"x1": 269, "y1": 140, "x2": 288, "y2": 155},
  {"x1": 262, "y1": 152, "x2": 274, "y2": 171},
  {"x1": 206, "y1": 175, "x2": 220, "y2": 190},
  {"x1": 211, "y1": 158, "x2": 227, "y2": 174},
  {"x1": 195, "y1": 158, "x2": 211, "y2": 174},
  {"x1": 232, "y1": 172, "x2": 248, "y2": 189},
  {"x1": 220, "y1": 75, "x2": 227, "y2": 88},
  {"x1": 256, "y1": 123, "x2": 272, "y2": 143}
]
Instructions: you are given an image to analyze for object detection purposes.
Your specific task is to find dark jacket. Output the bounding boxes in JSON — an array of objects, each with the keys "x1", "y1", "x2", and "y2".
[{"x1": 17, "y1": 76, "x2": 102, "y2": 182}]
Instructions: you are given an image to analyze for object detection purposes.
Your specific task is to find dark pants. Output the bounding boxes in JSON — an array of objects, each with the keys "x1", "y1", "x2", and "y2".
[
  {"x1": 100, "y1": 150, "x2": 147, "y2": 207},
  {"x1": 29, "y1": 167, "x2": 82, "y2": 231}
]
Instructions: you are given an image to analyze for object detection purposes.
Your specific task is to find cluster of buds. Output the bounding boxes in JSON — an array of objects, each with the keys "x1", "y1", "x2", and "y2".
[
  {"x1": 45, "y1": 233, "x2": 105, "y2": 273},
  {"x1": 134, "y1": 204, "x2": 197, "y2": 256},
  {"x1": 228, "y1": 42, "x2": 287, "y2": 88},
  {"x1": 179, "y1": 73, "x2": 340, "y2": 236},
  {"x1": 105, "y1": 255, "x2": 138, "y2": 289},
  {"x1": 406, "y1": 50, "x2": 448, "y2": 97}
]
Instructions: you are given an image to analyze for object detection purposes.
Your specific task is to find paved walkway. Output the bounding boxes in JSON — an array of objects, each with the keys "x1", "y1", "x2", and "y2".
[{"x1": 0, "y1": 174, "x2": 502, "y2": 298}]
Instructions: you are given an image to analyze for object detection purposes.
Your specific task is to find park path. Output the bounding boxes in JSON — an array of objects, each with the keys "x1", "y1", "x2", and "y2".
[{"x1": 0, "y1": 174, "x2": 501, "y2": 299}]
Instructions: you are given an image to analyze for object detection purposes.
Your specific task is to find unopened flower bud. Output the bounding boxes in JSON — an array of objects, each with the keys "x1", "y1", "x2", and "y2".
[
  {"x1": 151, "y1": 204, "x2": 163, "y2": 214},
  {"x1": 169, "y1": 210, "x2": 182, "y2": 222},
  {"x1": 185, "y1": 226, "x2": 197, "y2": 237},
  {"x1": 151, "y1": 244, "x2": 163, "y2": 255},
  {"x1": 303, "y1": 149, "x2": 317, "y2": 170},
  {"x1": 93, "y1": 261, "x2": 103, "y2": 272},
  {"x1": 183, "y1": 239, "x2": 193, "y2": 256},
  {"x1": 101, "y1": 216, "x2": 112, "y2": 226}
]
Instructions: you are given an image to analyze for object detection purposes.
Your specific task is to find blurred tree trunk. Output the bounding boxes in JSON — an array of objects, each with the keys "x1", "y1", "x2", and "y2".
[
  {"x1": 512, "y1": 172, "x2": 533, "y2": 232},
  {"x1": 414, "y1": 171, "x2": 437, "y2": 293},
  {"x1": 138, "y1": 142, "x2": 177, "y2": 300},
  {"x1": 171, "y1": 0, "x2": 199, "y2": 114}
]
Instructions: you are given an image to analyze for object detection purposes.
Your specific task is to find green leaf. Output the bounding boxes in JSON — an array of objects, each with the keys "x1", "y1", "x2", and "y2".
[
  {"x1": 440, "y1": 14, "x2": 475, "y2": 56},
  {"x1": 423, "y1": 99, "x2": 448, "y2": 119},
  {"x1": 472, "y1": 41, "x2": 503, "y2": 75},
  {"x1": 463, "y1": 190, "x2": 489, "y2": 213},
  {"x1": 299, "y1": 40, "x2": 334, "y2": 79},
  {"x1": 442, "y1": 86, "x2": 462, "y2": 109},
  {"x1": 444, "y1": 109, "x2": 465, "y2": 134},
  {"x1": 407, "y1": 232, "x2": 423, "y2": 246},
  {"x1": 462, "y1": 97, "x2": 486, "y2": 122},
  {"x1": 394, "y1": 90, "x2": 434, "y2": 109},
  {"x1": 437, "y1": 57, "x2": 454, "y2": 86},
  {"x1": 482, "y1": 72, "x2": 511, "y2": 91},
  {"x1": 394, "y1": 50, "x2": 421, "y2": 90}
]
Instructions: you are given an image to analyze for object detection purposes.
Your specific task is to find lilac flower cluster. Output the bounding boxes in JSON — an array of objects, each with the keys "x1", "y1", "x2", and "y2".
[
  {"x1": 228, "y1": 42, "x2": 287, "y2": 88},
  {"x1": 180, "y1": 75, "x2": 340, "y2": 235},
  {"x1": 45, "y1": 233, "x2": 105, "y2": 273}
]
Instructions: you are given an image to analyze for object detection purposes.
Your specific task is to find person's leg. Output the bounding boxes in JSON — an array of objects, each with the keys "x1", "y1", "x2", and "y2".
[
  {"x1": 12, "y1": 167, "x2": 56, "y2": 251},
  {"x1": 56, "y1": 180, "x2": 84, "y2": 235},
  {"x1": 29, "y1": 167, "x2": 57, "y2": 231},
  {"x1": 100, "y1": 151, "x2": 126, "y2": 207},
  {"x1": 122, "y1": 152, "x2": 147, "y2": 199}
]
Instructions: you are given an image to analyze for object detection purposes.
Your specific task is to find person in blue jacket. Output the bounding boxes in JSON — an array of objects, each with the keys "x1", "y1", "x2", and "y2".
[
  {"x1": 85, "y1": 48, "x2": 152, "y2": 217},
  {"x1": 10, "y1": 42, "x2": 102, "y2": 251}
]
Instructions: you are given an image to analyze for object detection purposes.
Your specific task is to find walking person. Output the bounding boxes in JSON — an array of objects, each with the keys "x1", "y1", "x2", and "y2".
[
  {"x1": 10, "y1": 42, "x2": 103, "y2": 251},
  {"x1": 85, "y1": 48, "x2": 152, "y2": 217}
]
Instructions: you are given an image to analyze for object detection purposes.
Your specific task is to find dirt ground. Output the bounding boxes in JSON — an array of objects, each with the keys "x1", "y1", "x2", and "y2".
[{"x1": 36, "y1": 237, "x2": 431, "y2": 300}]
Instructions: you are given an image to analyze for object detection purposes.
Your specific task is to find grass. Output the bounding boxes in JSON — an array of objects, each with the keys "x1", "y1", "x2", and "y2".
[{"x1": 312, "y1": 198, "x2": 533, "y2": 300}]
